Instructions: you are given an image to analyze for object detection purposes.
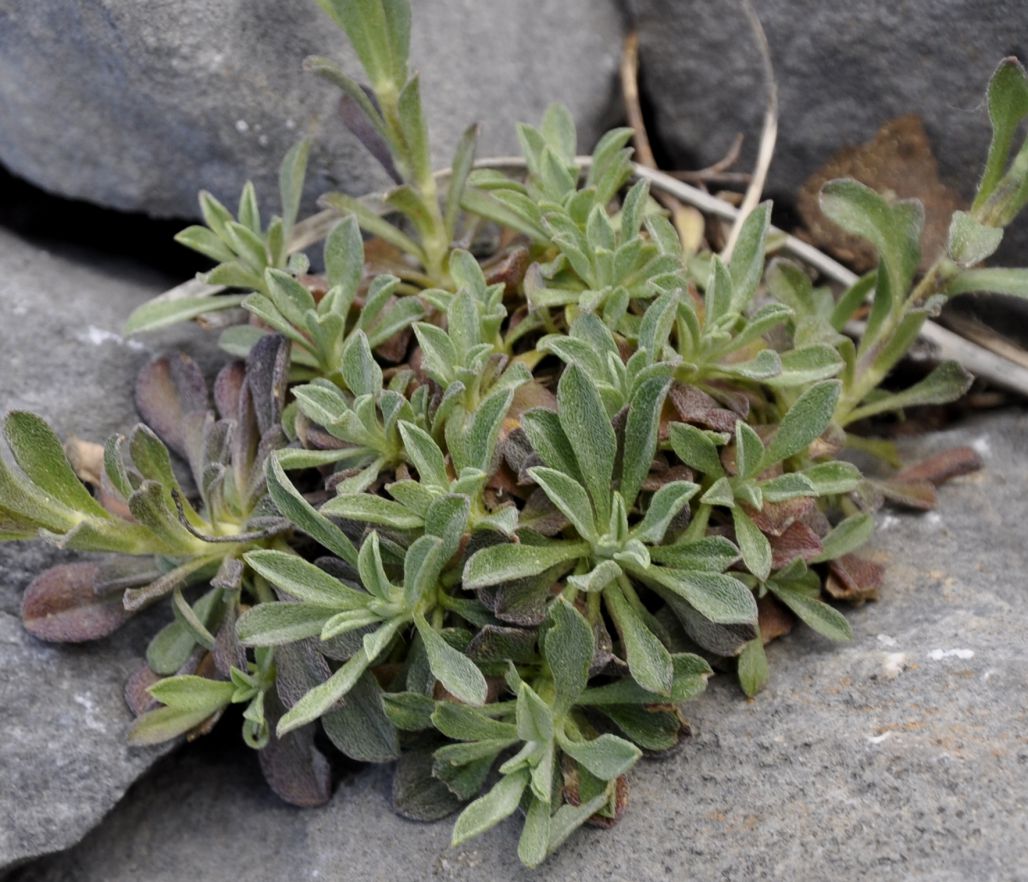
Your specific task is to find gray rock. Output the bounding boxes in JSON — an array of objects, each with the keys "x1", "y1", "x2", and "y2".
[
  {"x1": 0, "y1": 0, "x2": 624, "y2": 219},
  {"x1": 0, "y1": 228, "x2": 222, "y2": 870},
  {"x1": 11, "y1": 411, "x2": 1027, "y2": 881},
  {"x1": 630, "y1": 0, "x2": 1028, "y2": 262}
]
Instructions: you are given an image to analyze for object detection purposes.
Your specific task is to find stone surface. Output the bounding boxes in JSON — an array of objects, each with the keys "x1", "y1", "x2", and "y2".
[
  {"x1": 0, "y1": 0, "x2": 624, "y2": 219},
  {"x1": 0, "y1": 227, "x2": 222, "y2": 870},
  {"x1": 631, "y1": 0, "x2": 1028, "y2": 263},
  {"x1": 10, "y1": 410, "x2": 1027, "y2": 881}
]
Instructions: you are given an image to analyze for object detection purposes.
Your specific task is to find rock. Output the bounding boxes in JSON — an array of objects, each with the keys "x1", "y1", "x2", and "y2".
[
  {"x1": 0, "y1": 1, "x2": 624, "y2": 219},
  {"x1": 630, "y1": 0, "x2": 1028, "y2": 264},
  {"x1": 11, "y1": 410, "x2": 1027, "y2": 880},
  {"x1": 0, "y1": 228, "x2": 222, "y2": 870}
]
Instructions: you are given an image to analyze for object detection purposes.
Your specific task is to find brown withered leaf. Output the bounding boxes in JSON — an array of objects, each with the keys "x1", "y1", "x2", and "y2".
[
  {"x1": 21, "y1": 562, "x2": 137, "y2": 642},
  {"x1": 484, "y1": 245, "x2": 530, "y2": 298},
  {"x1": 894, "y1": 446, "x2": 982, "y2": 486},
  {"x1": 124, "y1": 663, "x2": 161, "y2": 716},
  {"x1": 748, "y1": 497, "x2": 816, "y2": 536},
  {"x1": 668, "y1": 383, "x2": 739, "y2": 433},
  {"x1": 769, "y1": 521, "x2": 824, "y2": 570},
  {"x1": 757, "y1": 595, "x2": 794, "y2": 645},
  {"x1": 826, "y1": 553, "x2": 885, "y2": 604},
  {"x1": 63, "y1": 436, "x2": 104, "y2": 486},
  {"x1": 798, "y1": 115, "x2": 963, "y2": 273},
  {"x1": 874, "y1": 478, "x2": 938, "y2": 510}
]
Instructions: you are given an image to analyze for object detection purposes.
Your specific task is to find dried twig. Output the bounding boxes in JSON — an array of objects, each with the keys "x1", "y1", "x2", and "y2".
[
  {"x1": 723, "y1": 0, "x2": 778, "y2": 261},
  {"x1": 147, "y1": 155, "x2": 1028, "y2": 398},
  {"x1": 620, "y1": 31, "x2": 704, "y2": 252}
]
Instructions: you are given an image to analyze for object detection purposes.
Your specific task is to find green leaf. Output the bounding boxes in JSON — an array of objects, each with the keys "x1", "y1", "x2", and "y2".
[
  {"x1": 321, "y1": 192, "x2": 424, "y2": 260},
  {"x1": 123, "y1": 295, "x2": 246, "y2": 335},
  {"x1": 947, "y1": 210, "x2": 1003, "y2": 266},
  {"x1": 128, "y1": 675, "x2": 234, "y2": 745},
  {"x1": 174, "y1": 225, "x2": 236, "y2": 263},
  {"x1": 631, "y1": 481, "x2": 698, "y2": 545},
  {"x1": 145, "y1": 587, "x2": 222, "y2": 674},
  {"x1": 974, "y1": 57, "x2": 1028, "y2": 209},
  {"x1": 762, "y1": 380, "x2": 841, "y2": 466},
  {"x1": 800, "y1": 461, "x2": 862, "y2": 496},
  {"x1": 4, "y1": 412, "x2": 110, "y2": 519},
  {"x1": 322, "y1": 493, "x2": 423, "y2": 531},
  {"x1": 321, "y1": 670, "x2": 400, "y2": 763},
  {"x1": 734, "y1": 421, "x2": 765, "y2": 480},
  {"x1": 558, "y1": 733, "x2": 641, "y2": 781},
  {"x1": 244, "y1": 550, "x2": 366, "y2": 608},
  {"x1": 649, "y1": 536, "x2": 740, "y2": 572},
  {"x1": 820, "y1": 178, "x2": 922, "y2": 297},
  {"x1": 277, "y1": 646, "x2": 372, "y2": 735},
  {"x1": 737, "y1": 638, "x2": 768, "y2": 697},
  {"x1": 605, "y1": 581, "x2": 673, "y2": 696},
  {"x1": 463, "y1": 540, "x2": 588, "y2": 589},
  {"x1": 812, "y1": 513, "x2": 874, "y2": 563},
  {"x1": 527, "y1": 467, "x2": 597, "y2": 542},
  {"x1": 414, "y1": 614, "x2": 487, "y2": 706},
  {"x1": 557, "y1": 365, "x2": 617, "y2": 524},
  {"x1": 451, "y1": 769, "x2": 529, "y2": 847},
  {"x1": 543, "y1": 597, "x2": 594, "y2": 712},
  {"x1": 545, "y1": 791, "x2": 610, "y2": 857},
  {"x1": 732, "y1": 507, "x2": 772, "y2": 581},
  {"x1": 518, "y1": 795, "x2": 551, "y2": 869},
  {"x1": 324, "y1": 214, "x2": 364, "y2": 299},
  {"x1": 945, "y1": 266, "x2": 1028, "y2": 299},
  {"x1": 279, "y1": 138, "x2": 311, "y2": 236},
  {"x1": 642, "y1": 566, "x2": 757, "y2": 626},
  {"x1": 843, "y1": 361, "x2": 972, "y2": 424},
  {"x1": 768, "y1": 582, "x2": 852, "y2": 642},
  {"x1": 668, "y1": 423, "x2": 727, "y2": 477},
  {"x1": 267, "y1": 456, "x2": 358, "y2": 566},
  {"x1": 521, "y1": 409, "x2": 583, "y2": 484},
  {"x1": 620, "y1": 376, "x2": 671, "y2": 506},
  {"x1": 431, "y1": 703, "x2": 518, "y2": 742},
  {"x1": 728, "y1": 201, "x2": 771, "y2": 311},
  {"x1": 445, "y1": 124, "x2": 479, "y2": 235},
  {"x1": 236, "y1": 602, "x2": 334, "y2": 646}
]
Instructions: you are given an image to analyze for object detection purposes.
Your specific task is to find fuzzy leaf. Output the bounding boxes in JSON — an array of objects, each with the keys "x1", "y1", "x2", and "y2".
[
  {"x1": 762, "y1": 381, "x2": 841, "y2": 466},
  {"x1": 737, "y1": 637, "x2": 769, "y2": 697},
  {"x1": 451, "y1": 769, "x2": 529, "y2": 847},
  {"x1": 543, "y1": 596, "x2": 594, "y2": 712},
  {"x1": 557, "y1": 365, "x2": 616, "y2": 523},
  {"x1": 414, "y1": 614, "x2": 487, "y2": 706},
  {"x1": 605, "y1": 582, "x2": 672, "y2": 695},
  {"x1": 124, "y1": 295, "x2": 246, "y2": 335},
  {"x1": 463, "y1": 540, "x2": 588, "y2": 589}
]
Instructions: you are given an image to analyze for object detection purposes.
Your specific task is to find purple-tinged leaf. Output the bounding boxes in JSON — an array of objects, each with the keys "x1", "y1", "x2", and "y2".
[
  {"x1": 246, "y1": 333, "x2": 290, "y2": 437},
  {"x1": 135, "y1": 352, "x2": 210, "y2": 459},
  {"x1": 213, "y1": 360, "x2": 247, "y2": 421},
  {"x1": 21, "y1": 562, "x2": 136, "y2": 643},
  {"x1": 124, "y1": 664, "x2": 161, "y2": 716},
  {"x1": 392, "y1": 747, "x2": 464, "y2": 821},
  {"x1": 258, "y1": 690, "x2": 333, "y2": 808}
]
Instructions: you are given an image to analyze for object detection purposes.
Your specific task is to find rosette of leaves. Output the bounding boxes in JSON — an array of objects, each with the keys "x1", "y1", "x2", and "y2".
[
  {"x1": 12, "y1": 336, "x2": 290, "y2": 645},
  {"x1": 385, "y1": 597, "x2": 711, "y2": 867},
  {"x1": 310, "y1": 0, "x2": 478, "y2": 287},
  {"x1": 224, "y1": 215, "x2": 425, "y2": 377},
  {"x1": 124, "y1": 140, "x2": 312, "y2": 335},
  {"x1": 463, "y1": 104, "x2": 685, "y2": 337},
  {"x1": 464, "y1": 365, "x2": 757, "y2": 697}
]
